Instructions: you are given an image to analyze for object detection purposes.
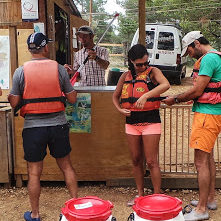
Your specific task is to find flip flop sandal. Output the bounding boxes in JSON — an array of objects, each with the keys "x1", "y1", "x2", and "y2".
[
  {"x1": 127, "y1": 195, "x2": 139, "y2": 207},
  {"x1": 24, "y1": 211, "x2": 41, "y2": 221},
  {"x1": 191, "y1": 200, "x2": 217, "y2": 210},
  {"x1": 183, "y1": 208, "x2": 209, "y2": 221}
]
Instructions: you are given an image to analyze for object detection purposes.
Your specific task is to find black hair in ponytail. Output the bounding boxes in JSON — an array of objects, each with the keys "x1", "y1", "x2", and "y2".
[{"x1": 128, "y1": 44, "x2": 149, "y2": 79}]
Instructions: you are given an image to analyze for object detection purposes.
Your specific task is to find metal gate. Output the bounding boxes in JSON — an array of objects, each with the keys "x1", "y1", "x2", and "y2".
[{"x1": 159, "y1": 104, "x2": 221, "y2": 174}]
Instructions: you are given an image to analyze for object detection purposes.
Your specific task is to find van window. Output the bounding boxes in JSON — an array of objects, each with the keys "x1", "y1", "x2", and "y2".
[
  {"x1": 158, "y1": 32, "x2": 174, "y2": 50},
  {"x1": 145, "y1": 31, "x2": 154, "y2": 49}
]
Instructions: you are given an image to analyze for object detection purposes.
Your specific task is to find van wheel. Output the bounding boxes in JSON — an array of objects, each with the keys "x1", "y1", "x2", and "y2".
[{"x1": 174, "y1": 75, "x2": 181, "y2": 85}]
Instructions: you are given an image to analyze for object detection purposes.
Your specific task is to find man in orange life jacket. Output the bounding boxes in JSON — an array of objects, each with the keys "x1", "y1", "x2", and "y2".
[
  {"x1": 8, "y1": 32, "x2": 78, "y2": 221},
  {"x1": 163, "y1": 31, "x2": 221, "y2": 221}
]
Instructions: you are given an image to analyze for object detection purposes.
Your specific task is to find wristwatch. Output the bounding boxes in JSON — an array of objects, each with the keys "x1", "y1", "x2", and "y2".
[{"x1": 174, "y1": 97, "x2": 180, "y2": 104}]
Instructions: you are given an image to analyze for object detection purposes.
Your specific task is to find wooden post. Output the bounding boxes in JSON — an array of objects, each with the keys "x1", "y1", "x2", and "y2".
[
  {"x1": 89, "y1": 0, "x2": 93, "y2": 26},
  {"x1": 123, "y1": 41, "x2": 128, "y2": 67},
  {"x1": 9, "y1": 26, "x2": 19, "y2": 78},
  {"x1": 138, "y1": 0, "x2": 146, "y2": 46}
]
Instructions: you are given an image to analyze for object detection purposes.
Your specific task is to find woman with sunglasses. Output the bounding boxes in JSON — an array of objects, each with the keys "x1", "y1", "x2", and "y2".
[{"x1": 113, "y1": 44, "x2": 170, "y2": 206}]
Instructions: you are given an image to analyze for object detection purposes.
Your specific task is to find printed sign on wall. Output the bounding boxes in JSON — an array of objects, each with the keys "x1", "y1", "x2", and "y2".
[
  {"x1": 34, "y1": 23, "x2": 45, "y2": 34},
  {"x1": 0, "y1": 36, "x2": 10, "y2": 89},
  {"x1": 65, "y1": 93, "x2": 91, "y2": 133},
  {"x1": 21, "y1": 0, "x2": 39, "y2": 20}
]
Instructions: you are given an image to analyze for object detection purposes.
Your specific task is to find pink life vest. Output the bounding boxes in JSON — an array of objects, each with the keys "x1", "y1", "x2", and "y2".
[{"x1": 20, "y1": 60, "x2": 65, "y2": 117}]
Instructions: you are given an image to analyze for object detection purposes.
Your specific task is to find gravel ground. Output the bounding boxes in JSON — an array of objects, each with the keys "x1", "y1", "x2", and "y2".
[{"x1": 1, "y1": 182, "x2": 221, "y2": 221}]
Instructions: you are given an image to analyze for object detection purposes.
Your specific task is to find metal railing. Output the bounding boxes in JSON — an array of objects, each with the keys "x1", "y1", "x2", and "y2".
[{"x1": 159, "y1": 104, "x2": 221, "y2": 175}]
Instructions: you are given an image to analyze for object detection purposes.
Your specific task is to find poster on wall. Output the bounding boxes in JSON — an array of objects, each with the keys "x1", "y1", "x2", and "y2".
[
  {"x1": 21, "y1": 0, "x2": 39, "y2": 20},
  {"x1": 34, "y1": 23, "x2": 45, "y2": 34},
  {"x1": 65, "y1": 93, "x2": 91, "y2": 133},
  {"x1": 0, "y1": 36, "x2": 10, "y2": 89}
]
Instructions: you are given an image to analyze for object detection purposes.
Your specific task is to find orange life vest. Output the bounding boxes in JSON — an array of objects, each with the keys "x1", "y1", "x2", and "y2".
[
  {"x1": 20, "y1": 59, "x2": 65, "y2": 117},
  {"x1": 192, "y1": 51, "x2": 221, "y2": 104},
  {"x1": 120, "y1": 67, "x2": 160, "y2": 111}
]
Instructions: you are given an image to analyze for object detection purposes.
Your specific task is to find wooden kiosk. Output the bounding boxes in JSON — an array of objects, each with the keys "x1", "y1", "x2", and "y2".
[
  {"x1": 2, "y1": 1, "x2": 133, "y2": 186},
  {"x1": 15, "y1": 87, "x2": 133, "y2": 185}
]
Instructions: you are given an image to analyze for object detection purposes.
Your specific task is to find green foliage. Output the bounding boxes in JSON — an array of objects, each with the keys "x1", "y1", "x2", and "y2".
[
  {"x1": 118, "y1": 15, "x2": 138, "y2": 40},
  {"x1": 117, "y1": 0, "x2": 221, "y2": 48},
  {"x1": 79, "y1": 0, "x2": 117, "y2": 44},
  {"x1": 76, "y1": 0, "x2": 220, "y2": 49}
]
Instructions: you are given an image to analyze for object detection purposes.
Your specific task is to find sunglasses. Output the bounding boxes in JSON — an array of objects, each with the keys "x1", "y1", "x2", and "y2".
[{"x1": 135, "y1": 61, "x2": 149, "y2": 67}]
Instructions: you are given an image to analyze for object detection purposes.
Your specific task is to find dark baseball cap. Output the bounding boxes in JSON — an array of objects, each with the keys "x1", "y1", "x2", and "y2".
[
  {"x1": 76, "y1": 26, "x2": 94, "y2": 35},
  {"x1": 27, "y1": 32, "x2": 53, "y2": 50}
]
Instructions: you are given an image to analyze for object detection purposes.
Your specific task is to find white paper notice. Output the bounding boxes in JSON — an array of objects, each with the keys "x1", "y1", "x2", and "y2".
[
  {"x1": 74, "y1": 202, "x2": 93, "y2": 210},
  {"x1": 0, "y1": 36, "x2": 10, "y2": 89},
  {"x1": 21, "y1": 0, "x2": 39, "y2": 20}
]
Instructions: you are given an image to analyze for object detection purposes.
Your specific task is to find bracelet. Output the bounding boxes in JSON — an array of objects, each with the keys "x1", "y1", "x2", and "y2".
[{"x1": 95, "y1": 56, "x2": 100, "y2": 61}]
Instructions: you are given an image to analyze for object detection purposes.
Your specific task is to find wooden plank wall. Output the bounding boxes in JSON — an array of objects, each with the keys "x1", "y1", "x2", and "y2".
[
  {"x1": 0, "y1": 29, "x2": 33, "y2": 102},
  {"x1": 17, "y1": 29, "x2": 33, "y2": 66},
  {"x1": 68, "y1": 92, "x2": 133, "y2": 180},
  {"x1": 0, "y1": 0, "x2": 22, "y2": 26}
]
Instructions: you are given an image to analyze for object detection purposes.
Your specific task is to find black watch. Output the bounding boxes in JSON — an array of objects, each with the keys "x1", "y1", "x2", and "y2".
[
  {"x1": 95, "y1": 56, "x2": 100, "y2": 61},
  {"x1": 174, "y1": 97, "x2": 180, "y2": 103}
]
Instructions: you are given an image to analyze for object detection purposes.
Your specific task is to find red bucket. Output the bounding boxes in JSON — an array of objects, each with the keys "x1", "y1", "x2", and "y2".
[
  {"x1": 61, "y1": 196, "x2": 114, "y2": 221},
  {"x1": 130, "y1": 194, "x2": 184, "y2": 221}
]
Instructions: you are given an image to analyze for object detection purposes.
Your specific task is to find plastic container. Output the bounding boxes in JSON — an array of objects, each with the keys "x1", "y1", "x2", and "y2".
[
  {"x1": 107, "y1": 68, "x2": 124, "y2": 85},
  {"x1": 60, "y1": 196, "x2": 116, "y2": 221},
  {"x1": 128, "y1": 194, "x2": 184, "y2": 221}
]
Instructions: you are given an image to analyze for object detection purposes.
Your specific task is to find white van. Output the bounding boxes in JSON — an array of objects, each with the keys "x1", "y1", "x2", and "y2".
[{"x1": 131, "y1": 23, "x2": 187, "y2": 85}]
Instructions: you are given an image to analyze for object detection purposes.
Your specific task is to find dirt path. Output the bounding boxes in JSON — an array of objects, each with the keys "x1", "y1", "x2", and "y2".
[{"x1": 1, "y1": 183, "x2": 221, "y2": 221}]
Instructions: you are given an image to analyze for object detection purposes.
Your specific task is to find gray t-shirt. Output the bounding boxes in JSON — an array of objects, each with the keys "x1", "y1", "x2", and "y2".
[{"x1": 10, "y1": 59, "x2": 75, "y2": 128}]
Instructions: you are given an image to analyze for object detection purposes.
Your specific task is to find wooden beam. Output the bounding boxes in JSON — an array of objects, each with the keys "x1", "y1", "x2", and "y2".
[
  {"x1": 9, "y1": 26, "x2": 18, "y2": 77},
  {"x1": 138, "y1": 0, "x2": 146, "y2": 46},
  {"x1": 89, "y1": 0, "x2": 93, "y2": 26}
]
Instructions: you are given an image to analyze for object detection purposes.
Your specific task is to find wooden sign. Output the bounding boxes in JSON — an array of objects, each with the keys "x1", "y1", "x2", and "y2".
[{"x1": 0, "y1": 0, "x2": 22, "y2": 26}]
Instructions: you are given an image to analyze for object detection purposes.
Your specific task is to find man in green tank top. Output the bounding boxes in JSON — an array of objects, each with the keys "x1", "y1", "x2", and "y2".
[{"x1": 163, "y1": 31, "x2": 221, "y2": 221}]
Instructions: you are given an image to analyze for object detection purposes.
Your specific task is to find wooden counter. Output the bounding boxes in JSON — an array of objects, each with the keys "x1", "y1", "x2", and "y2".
[
  {"x1": 14, "y1": 87, "x2": 133, "y2": 186},
  {"x1": 0, "y1": 106, "x2": 13, "y2": 186}
]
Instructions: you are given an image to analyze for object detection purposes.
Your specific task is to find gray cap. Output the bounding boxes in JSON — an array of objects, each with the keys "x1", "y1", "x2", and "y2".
[
  {"x1": 181, "y1": 31, "x2": 203, "y2": 57},
  {"x1": 76, "y1": 26, "x2": 94, "y2": 35}
]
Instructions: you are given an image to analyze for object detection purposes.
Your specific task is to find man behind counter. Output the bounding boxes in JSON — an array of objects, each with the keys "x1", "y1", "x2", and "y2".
[{"x1": 64, "y1": 26, "x2": 110, "y2": 86}]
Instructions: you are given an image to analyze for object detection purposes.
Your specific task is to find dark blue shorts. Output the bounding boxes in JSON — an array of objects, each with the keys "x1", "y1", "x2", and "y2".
[{"x1": 22, "y1": 124, "x2": 72, "y2": 162}]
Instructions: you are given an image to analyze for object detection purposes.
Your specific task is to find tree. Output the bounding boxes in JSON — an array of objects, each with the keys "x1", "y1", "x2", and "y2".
[
  {"x1": 117, "y1": 0, "x2": 221, "y2": 48},
  {"x1": 117, "y1": 0, "x2": 139, "y2": 43},
  {"x1": 75, "y1": 0, "x2": 117, "y2": 43}
]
